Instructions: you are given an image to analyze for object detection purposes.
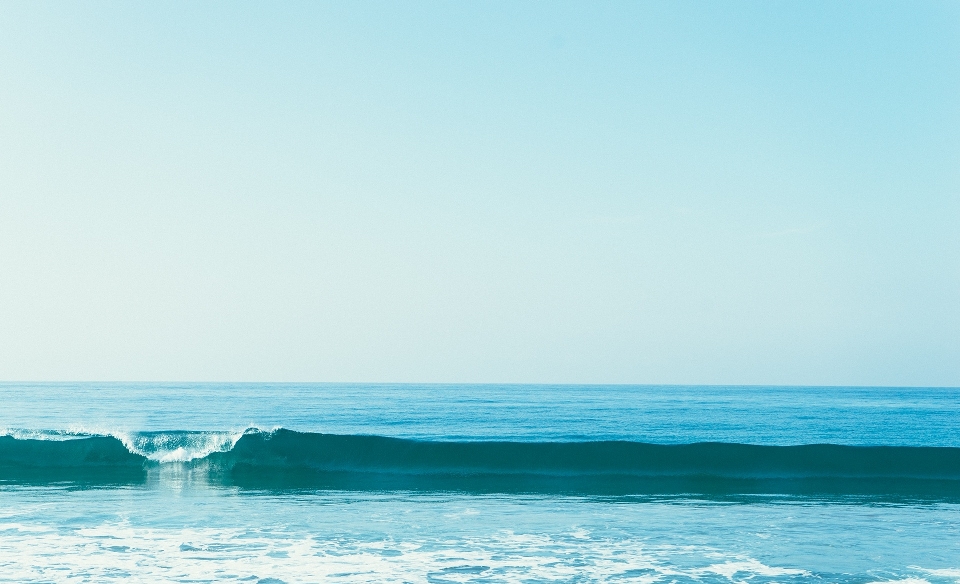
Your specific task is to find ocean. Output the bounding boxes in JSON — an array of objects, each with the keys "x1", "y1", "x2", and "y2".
[{"x1": 1, "y1": 383, "x2": 958, "y2": 583}]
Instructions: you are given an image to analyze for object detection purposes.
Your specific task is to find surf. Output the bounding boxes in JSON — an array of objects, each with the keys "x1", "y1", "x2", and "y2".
[{"x1": 2, "y1": 428, "x2": 960, "y2": 497}]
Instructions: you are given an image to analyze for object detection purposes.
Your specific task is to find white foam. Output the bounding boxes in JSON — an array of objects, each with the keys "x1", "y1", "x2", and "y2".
[
  {"x1": 116, "y1": 430, "x2": 248, "y2": 463},
  {"x1": 0, "y1": 520, "x2": 824, "y2": 583},
  {"x1": 916, "y1": 567, "x2": 960, "y2": 579},
  {"x1": 0, "y1": 426, "x2": 256, "y2": 463},
  {"x1": 704, "y1": 559, "x2": 809, "y2": 579}
]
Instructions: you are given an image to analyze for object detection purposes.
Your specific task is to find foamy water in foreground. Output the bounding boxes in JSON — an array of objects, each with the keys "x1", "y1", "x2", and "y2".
[
  {"x1": 1, "y1": 383, "x2": 958, "y2": 582},
  {"x1": 2, "y1": 487, "x2": 958, "y2": 584}
]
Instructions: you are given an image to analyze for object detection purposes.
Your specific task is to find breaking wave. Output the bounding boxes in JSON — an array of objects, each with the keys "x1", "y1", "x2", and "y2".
[{"x1": 2, "y1": 429, "x2": 960, "y2": 497}]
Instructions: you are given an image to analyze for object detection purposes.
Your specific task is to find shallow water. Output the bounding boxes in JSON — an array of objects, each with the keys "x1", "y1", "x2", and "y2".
[{"x1": 1, "y1": 383, "x2": 958, "y2": 582}]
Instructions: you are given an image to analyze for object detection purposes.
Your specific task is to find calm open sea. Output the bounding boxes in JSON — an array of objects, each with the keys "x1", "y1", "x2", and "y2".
[{"x1": 1, "y1": 383, "x2": 958, "y2": 583}]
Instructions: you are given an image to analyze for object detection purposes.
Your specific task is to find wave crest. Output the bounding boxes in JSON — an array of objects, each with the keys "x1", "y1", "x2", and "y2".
[
  {"x1": 116, "y1": 431, "x2": 248, "y2": 463},
  {"x1": 2, "y1": 429, "x2": 960, "y2": 497}
]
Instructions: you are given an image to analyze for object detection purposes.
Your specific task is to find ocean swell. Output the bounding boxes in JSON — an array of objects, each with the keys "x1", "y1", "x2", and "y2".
[{"x1": 2, "y1": 429, "x2": 960, "y2": 497}]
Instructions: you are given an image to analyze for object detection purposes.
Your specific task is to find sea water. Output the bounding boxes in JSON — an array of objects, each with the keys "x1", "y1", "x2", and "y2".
[{"x1": 1, "y1": 383, "x2": 958, "y2": 583}]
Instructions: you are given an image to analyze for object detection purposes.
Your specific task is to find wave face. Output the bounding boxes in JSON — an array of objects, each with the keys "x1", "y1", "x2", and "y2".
[
  {"x1": 0, "y1": 435, "x2": 146, "y2": 484},
  {"x1": 3, "y1": 429, "x2": 960, "y2": 497}
]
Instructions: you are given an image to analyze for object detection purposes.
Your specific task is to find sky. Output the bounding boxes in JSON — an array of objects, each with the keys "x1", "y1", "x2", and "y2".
[{"x1": 0, "y1": 1, "x2": 958, "y2": 385}]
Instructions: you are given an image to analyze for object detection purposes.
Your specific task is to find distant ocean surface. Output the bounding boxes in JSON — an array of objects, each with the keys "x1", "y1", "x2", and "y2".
[{"x1": 1, "y1": 383, "x2": 958, "y2": 583}]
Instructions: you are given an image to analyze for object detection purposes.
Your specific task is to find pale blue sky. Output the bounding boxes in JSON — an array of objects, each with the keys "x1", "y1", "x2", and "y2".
[{"x1": 1, "y1": 2, "x2": 957, "y2": 384}]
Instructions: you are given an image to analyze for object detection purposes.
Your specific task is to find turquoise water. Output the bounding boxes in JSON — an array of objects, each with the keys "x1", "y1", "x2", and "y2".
[{"x1": 1, "y1": 383, "x2": 959, "y2": 582}]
